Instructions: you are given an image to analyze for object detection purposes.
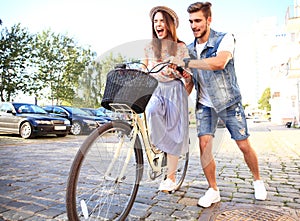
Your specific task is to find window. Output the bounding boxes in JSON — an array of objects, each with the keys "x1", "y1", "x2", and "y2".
[
  {"x1": 272, "y1": 92, "x2": 280, "y2": 98},
  {"x1": 54, "y1": 107, "x2": 67, "y2": 115}
]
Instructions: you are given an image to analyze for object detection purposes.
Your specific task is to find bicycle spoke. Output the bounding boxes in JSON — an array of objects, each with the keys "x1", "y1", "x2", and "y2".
[{"x1": 66, "y1": 122, "x2": 143, "y2": 220}]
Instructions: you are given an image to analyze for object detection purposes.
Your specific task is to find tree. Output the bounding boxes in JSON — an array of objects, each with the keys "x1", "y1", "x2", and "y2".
[
  {"x1": 35, "y1": 30, "x2": 96, "y2": 104},
  {"x1": 0, "y1": 23, "x2": 35, "y2": 101},
  {"x1": 258, "y1": 87, "x2": 271, "y2": 111},
  {"x1": 75, "y1": 53, "x2": 125, "y2": 107}
]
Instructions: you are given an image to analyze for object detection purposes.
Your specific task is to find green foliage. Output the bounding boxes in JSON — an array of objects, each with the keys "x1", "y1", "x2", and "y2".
[
  {"x1": 75, "y1": 53, "x2": 125, "y2": 108},
  {"x1": 0, "y1": 23, "x2": 97, "y2": 104},
  {"x1": 35, "y1": 30, "x2": 96, "y2": 104},
  {"x1": 258, "y1": 87, "x2": 271, "y2": 111},
  {"x1": 0, "y1": 23, "x2": 36, "y2": 101},
  {"x1": 0, "y1": 22, "x2": 129, "y2": 107}
]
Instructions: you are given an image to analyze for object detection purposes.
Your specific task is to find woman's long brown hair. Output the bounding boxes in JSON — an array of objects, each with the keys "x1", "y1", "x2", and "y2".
[{"x1": 151, "y1": 10, "x2": 183, "y2": 60}]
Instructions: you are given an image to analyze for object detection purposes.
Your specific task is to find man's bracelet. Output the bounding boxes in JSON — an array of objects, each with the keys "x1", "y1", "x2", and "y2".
[{"x1": 183, "y1": 58, "x2": 191, "y2": 69}]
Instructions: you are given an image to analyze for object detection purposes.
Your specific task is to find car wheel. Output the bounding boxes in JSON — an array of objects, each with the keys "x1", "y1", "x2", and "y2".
[
  {"x1": 71, "y1": 121, "x2": 82, "y2": 135},
  {"x1": 20, "y1": 122, "x2": 34, "y2": 139}
]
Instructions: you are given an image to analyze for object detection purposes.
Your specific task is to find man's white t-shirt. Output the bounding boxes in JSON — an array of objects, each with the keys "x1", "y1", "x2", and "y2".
[{"x1": 196, "y1": 33, "x2": 235, "y2": 107}]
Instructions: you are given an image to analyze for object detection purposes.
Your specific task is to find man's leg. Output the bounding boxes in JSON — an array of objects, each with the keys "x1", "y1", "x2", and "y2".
[
  {"x1": 234, "y1": 137, "x2": 267, "y2": 201},
  {"x1": 195, "y1": 104, "x2": 220, "y2": 207},
  {"x1": 222, "y1": 102, "x2": 267, "y2": 200},
  {"x1": 236, "y1": 138, "x2": 260, "y2": 180},
  {"x1": 198, "y1": 134, "x2": 221, "y2": 207},
  {"x1": 236, "y1": 138, "x2": 267, "y2": 200},
  {"x1": 199, "y1": 135, "x2": 217, "y2": 190}
]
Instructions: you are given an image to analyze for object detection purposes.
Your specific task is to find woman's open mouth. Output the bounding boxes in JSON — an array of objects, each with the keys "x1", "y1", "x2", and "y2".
[{"x1": 156, "y1": 29, "x2": 164, "y2": 37}]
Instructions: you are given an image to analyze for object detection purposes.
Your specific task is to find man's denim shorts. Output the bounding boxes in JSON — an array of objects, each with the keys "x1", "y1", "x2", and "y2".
[{"x1": 195, "y1": 102, "x2": 250, "y2": 140}]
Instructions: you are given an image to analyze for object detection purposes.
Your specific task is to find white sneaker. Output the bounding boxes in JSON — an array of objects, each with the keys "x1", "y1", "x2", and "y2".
[
  {"x1": 159, "y1": 178, "x2": 176, "y2": 192},
  {"x1": 253, "y1": 180, "x2": 267, "y2": 200},
  {"x1": 198, "y1": 188, "x2": 221, "y2": 208}
]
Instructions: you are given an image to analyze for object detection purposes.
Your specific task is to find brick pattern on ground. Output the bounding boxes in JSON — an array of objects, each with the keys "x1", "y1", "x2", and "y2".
[{"x1": 0, "y1": 122, "x2": 299, "y2": 220}]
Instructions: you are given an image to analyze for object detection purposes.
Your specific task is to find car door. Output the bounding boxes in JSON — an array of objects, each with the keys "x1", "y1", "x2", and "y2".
[{"x1": 0, "y1": 103, "x2": 19, "y2": 133}]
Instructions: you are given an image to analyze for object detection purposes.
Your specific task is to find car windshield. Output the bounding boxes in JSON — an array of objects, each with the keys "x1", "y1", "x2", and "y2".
[
  {"x1": 64, "y1": 106, "x2": 90, "y2": 116},
  {"x1": 13, "y1": 103, "x2": 47, "y2": 114}
]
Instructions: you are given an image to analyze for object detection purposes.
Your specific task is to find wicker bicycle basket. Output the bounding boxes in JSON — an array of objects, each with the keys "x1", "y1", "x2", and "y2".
[{"x1": 101, "y1": 68, "x2": 158, "y2": 113}]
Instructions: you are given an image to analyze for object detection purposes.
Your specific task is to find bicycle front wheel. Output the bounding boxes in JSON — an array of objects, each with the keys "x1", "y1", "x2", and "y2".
[{"x1": 66, "y1": 121, "x2": 144, "y2": 220}]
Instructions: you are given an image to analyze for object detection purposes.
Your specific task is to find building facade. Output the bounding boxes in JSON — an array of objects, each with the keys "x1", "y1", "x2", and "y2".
[{"x1": 270, "y1": 1, "x2": 300, "y2": 125}]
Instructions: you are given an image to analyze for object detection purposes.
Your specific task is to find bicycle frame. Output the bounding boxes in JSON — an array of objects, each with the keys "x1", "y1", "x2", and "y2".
[
  {"x1": 136, "y1": 112, "x2": 166, "y2": 173},
  {"x1": 66, "y1": 61, "x2": 189, "y2": 220},
  {"x1": 109, "y1": 103, "x2": 166, "y2": 176}
]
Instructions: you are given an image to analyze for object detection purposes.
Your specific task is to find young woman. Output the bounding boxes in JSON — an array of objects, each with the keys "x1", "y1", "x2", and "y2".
[{"x1": 143, "y1": 6, "x2": 193, "y2": 192}]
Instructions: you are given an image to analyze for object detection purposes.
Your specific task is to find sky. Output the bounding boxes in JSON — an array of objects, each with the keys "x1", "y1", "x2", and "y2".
[
  {"x1": 0, "y1": 0, "x2": 296, "y2": 104},
  {"x1": 1, "y1": 0, "x2": 294, "y2": 55}
]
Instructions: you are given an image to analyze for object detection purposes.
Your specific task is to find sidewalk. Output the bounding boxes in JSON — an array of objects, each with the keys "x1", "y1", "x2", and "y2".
[
  {"x1": 129, "y1": 126, "x2": 300, "y2": 220},
  {"x1": 0, "y1": 123, "x2": 299, "y2": 220}
]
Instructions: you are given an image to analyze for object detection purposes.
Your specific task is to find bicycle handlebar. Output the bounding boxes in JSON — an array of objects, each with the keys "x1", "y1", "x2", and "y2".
[{"x1": 114, "y1": 60, "x2": 185, "y2": 75}]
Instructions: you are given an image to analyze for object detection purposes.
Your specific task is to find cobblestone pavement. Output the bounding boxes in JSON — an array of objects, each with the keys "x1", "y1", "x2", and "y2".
[{"x1": 0, "y1": 121, "x2": 299, "y2": 220}]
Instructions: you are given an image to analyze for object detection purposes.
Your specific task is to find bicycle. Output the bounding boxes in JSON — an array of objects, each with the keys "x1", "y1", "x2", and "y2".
[{"x1": 66, "y1": 61, "x2": 189, "y2": 220}]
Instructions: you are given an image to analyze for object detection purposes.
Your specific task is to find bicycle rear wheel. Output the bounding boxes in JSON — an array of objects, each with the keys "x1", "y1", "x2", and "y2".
[
  {"x1": 174, "y1": 151, "x2": 189, "y2": 191},
  {"x1": 66, "y1": 121, "x2": 144, "y2": 220}
]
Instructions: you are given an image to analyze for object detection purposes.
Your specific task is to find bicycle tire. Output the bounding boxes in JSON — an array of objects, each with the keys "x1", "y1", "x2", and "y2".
[
  {"x1": 66, "y1": 121, "x2": 144, "y2": 220},
  {"x1": 174, "y1": 151, "x2": 189, "y2": 191}
]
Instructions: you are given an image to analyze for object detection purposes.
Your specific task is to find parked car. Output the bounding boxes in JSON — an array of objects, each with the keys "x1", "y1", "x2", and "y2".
[
  {"x1": 0, "y1": 102, "x2": 71, "y2": 139},
  {"x1": 98, "y1": 107, "x2": 115, "y2": 118},
  {"x1": 43, "y1": 105, "x2": 108, "y2": 135},
  {"x1": 80, "y1": 108, "x2": 111, "y2": 122},
  {"x1": 98, "y1": 107, "x2": 125, "y2": 120}
]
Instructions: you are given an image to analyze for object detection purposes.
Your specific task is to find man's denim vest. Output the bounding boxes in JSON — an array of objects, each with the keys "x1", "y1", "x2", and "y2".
[{"x1": 187, "y1": 29, "x2": 242, "y2": 113}]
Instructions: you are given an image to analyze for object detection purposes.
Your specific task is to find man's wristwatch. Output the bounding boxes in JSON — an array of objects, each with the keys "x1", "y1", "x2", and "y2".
[{"x1": 183, "y1": 58, "x2": 191, "y2": 69}]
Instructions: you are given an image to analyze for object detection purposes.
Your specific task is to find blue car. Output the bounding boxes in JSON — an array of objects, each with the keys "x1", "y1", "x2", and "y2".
[
  {"x1": 43, "y1": 105, "x2": 109, "y2": 135},
  {"x1": 80, "y1": 108, "x2": 111, "y2": 123}
]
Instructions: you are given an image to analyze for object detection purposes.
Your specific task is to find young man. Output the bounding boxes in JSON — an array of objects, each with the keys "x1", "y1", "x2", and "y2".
[{"x1": 171, "y1": 2, "x2": 267, "y2": 207}]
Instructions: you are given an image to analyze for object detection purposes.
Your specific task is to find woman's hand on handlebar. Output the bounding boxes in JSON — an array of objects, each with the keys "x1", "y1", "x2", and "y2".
[
  {"x1": 168, "y1": 57, "x2": 192, "y2": 81},
  {"x1": 168, "y1": 56, "x2": 184, "y2": 68}
]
